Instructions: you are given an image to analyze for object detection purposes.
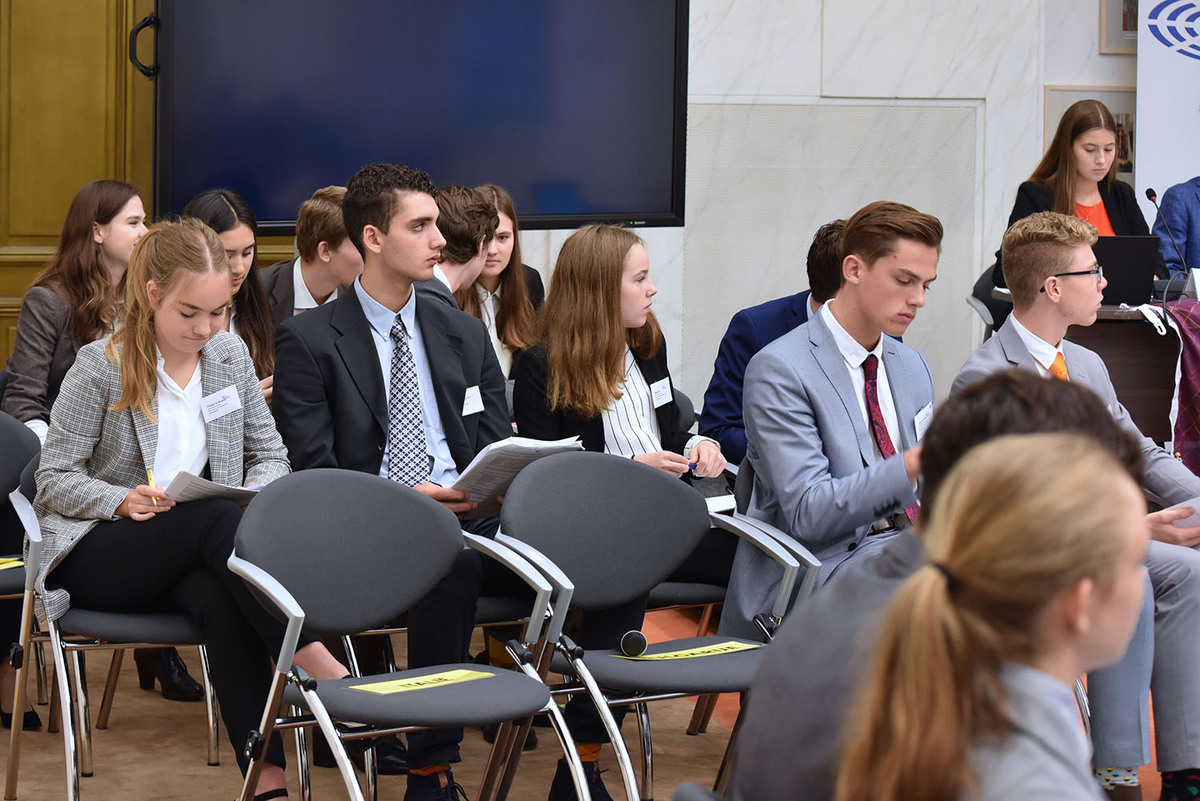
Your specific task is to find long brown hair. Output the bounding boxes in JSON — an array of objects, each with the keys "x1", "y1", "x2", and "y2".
[
  {"x1": 457, "y1": 184, "x2": 535, "y2": 351},
  {"x1": 835, "y1": 433, "x2": 1138, "y2": 801},
  {"x1": 182, "y1": 189, "x2": 273, "y2": 377},
  {"x1": 1030, "y1": 99, "x2": 1120, "y2": 214},
  {"x1": 534, "y1": 224, "x2": 662, "y2": 418},
  {"x1": 33, "y1": 180, "x2": 140, "y2": 345},
  {"x1": 107, "y1": 218, "x2": 229, "y2": 420}
]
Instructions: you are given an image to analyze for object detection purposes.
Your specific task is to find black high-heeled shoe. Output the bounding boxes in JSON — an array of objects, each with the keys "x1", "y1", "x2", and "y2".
[
  {"x1": 0, "y1": 708, "x2": 42, "y2": 730},
  {"x1": 133, "y1": 647, "x2": 204, "y2": 702}
]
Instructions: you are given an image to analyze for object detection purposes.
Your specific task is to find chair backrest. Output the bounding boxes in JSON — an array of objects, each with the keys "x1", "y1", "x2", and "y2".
[
  {"x1": 0, "y1": 412, "x2": 39, "y2": 499},
  {"x1": 234, "y1": 468, "x2": 465, "y2": 636},
  {"x1": 673, "y1": 388, "x2": 696, "y2": 433},
  {"x1": 0, "y1": 368, "x2": 8, "y2": 400},
  {"x1": 500, "y1": 451, "x2": 711, "y2": 609}
]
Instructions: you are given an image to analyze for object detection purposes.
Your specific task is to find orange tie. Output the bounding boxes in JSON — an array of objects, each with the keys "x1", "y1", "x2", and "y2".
[{"x1": 1049, "y1": 353, "x2": 1069, "y2": 381}]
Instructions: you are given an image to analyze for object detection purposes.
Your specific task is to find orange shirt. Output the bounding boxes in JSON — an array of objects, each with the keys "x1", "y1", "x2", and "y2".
[{"x1": 1074, "y1": 201, "x2": 1116, "y2": 236}]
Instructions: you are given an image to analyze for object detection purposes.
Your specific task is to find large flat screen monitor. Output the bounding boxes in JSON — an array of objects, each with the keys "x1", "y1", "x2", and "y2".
[{"x1": 152, "y1": 1, "x2": 688, "y2": 235}]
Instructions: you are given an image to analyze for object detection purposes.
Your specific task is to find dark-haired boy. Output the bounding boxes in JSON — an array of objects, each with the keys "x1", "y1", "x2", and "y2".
[{"x1": 273, "y1": 163, "x2": 509, "y2": 800}]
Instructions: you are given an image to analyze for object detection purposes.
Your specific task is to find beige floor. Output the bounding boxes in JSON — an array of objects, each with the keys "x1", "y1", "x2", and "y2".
[{"x1": 0, "y1": 633, "x2": 735, "y2": 800}]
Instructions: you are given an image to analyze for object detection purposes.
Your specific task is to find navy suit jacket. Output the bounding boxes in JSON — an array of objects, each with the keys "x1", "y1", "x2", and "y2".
[
  {"x1": 271, "y1": 285, "x2": 510, "y2": 477},
  {"x1": 699, "y1": 291, "x2": 811, "y2": 463}
]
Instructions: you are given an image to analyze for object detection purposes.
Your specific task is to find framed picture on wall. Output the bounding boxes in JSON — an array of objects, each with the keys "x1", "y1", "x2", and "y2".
[
  {"x1": 1044, "y1": 85, "x2": 1136, "y2": 186},
  {"x1": 1100, "y1": 0, "x2": 1137, "y2": 54}
]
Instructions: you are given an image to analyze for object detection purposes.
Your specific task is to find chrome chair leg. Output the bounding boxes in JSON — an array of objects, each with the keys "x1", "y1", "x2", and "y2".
[
  {"x1": 95, "y1": 649, "x2": 124, "y2": 729},
  {"x1": 635, "y1": 702, "x2": 653, "y2": 801},
  {"x1": 48, "y1": 625, "x2": 80, "y2": 801},
  {"x1": 293, "y1": 707, "x2": 312, "y2": 801},
  {"x1": 69, "y1": 649, "x2": 94, "y2": 777},
  {"x1": 198, "y1": 645, "x2": 220, "y2": 765}
]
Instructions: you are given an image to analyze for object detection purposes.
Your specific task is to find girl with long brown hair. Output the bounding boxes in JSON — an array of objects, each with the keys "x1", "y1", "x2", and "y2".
[
  {"x1": 835, "y1": 433, "x2": 1148, "y2": 801},
  {"x1": 34, "y1": 217, "x2": 348, "y2": 800},
  {"x1": 182, "y1": 189, "x2": 275, "y2": 399},
  {"x1": 512, "y1": 223, "x2": 725, "y2": 801},
  {"x1": 994, "y1": 99, "x2": 1150, "y2": 287},
  {"x1": 454, "y1": 184, "x2": 543, "y2": 377}
]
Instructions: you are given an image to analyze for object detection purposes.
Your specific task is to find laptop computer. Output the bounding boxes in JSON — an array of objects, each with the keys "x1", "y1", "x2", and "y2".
[{"x1": 1092, "y1": 236, "x2": 1159, "y2": 305}]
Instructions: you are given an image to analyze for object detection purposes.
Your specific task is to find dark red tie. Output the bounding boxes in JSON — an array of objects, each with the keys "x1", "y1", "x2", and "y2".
[{"x1": 863, "y1": 354, "x2": 918, "y2": 523}]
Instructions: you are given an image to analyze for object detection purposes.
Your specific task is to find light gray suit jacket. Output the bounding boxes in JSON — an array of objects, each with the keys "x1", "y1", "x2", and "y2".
[
  {"x1": 34, "y1": 331, "x2": 289, "y2": 621},
  {"x1": 721, "y1": 311, "x2": 933, "y2": 638},
  {"x1": 952, "y1": 319, "x2": 1200, "y2": 505}
]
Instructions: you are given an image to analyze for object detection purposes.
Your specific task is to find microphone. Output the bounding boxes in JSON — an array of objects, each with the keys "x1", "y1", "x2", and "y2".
[
  {"x1": 619, "y1": 630, "x2": 648, "y2": 657},
  {"x1": 1147, "y1": 187, "x2": 1190, "y2": 287}
]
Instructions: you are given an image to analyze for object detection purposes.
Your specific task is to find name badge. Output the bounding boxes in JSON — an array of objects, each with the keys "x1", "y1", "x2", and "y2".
[
  {"x1": 201, "y1": 385, "x2": 242, "y2": 423},
  {"x1": 650, "y1": 377, "x2": 672, "y2": 409},
  {"x1": 913, "y1": 402, "x2": 934, "y2": 441},
  {"x1": 462, "y1": 385, "x2": 484, "y2": 416}
]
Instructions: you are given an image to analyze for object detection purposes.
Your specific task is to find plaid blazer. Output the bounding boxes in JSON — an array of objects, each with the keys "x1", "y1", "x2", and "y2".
[{"x1": 34, "y1": 331, "x2": 289, "y2": 621}]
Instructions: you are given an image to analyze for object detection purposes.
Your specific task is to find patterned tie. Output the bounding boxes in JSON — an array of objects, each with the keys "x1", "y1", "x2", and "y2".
[
  {"x1": 1049, "y1": 352, "x2": 1070, "y2": 381},
  {"x1": 862, "y1": 354, "x2": 919, "y2": 524},
  {"x1": 387, "y1": 315, "x2": 429, "y2": 486}
]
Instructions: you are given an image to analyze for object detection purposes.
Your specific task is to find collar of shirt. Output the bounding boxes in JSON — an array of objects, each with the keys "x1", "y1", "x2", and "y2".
[
  {"x1": 432, "y1": 264, "x2": 453, "y2": 293},
  {"x1": 820, "y1": 301, "x2": 885, "y2": 369},
  {"x1": 293, "y1": 257, "x2": 337, "y2": 312},
  {"x1": 155, "y1": 349, "x2": 202, "y2": 398},
  {"x1": 475, "y1": 284, "x2": 500, "y2": 323},
  {"x1": 1009, "y1": 314, "x2": 1063, "y2": 377},
  {"x1": 355, "y1": 276, "x2": 417, "y2": 341}
]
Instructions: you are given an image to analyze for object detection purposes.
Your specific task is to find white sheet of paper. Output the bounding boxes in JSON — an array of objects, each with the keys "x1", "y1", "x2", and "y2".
[
  {"x1": 1168, "y1": 496, "x2": 1200, "y2": 528},
  {"x1": 163, "y1": 471, "x2": 258, "y2": 504},
  {"x1": 200, "y1": 385, "x2": 241, "y2": 423},
  {"x1": 462, "y1": 385, "x2": 484, "y2": 416},
  {"x1": 913, "y1": 402, "x2": 934, "y2": 441},
  {"x1": 451, "y1": 436, "x2": 583, "y2": 518}
]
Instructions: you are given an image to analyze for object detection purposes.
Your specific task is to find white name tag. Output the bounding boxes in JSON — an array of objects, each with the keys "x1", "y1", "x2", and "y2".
[
  {"x1": 913, "y1": 402, "x2": 934, "y2": 441},
  {"x1": 462, "y1": 385, "x2": 484, "y2": 416},
  {"x1": 200, "y1": 385, "x2": 241, "y2": 423},
  {"x1": 650, "y1": 377, "x2": 672, "y2": 409}
]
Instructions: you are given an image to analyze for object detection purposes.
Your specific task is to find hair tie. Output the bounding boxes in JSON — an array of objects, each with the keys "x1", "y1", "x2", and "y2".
[{"x1": 932, "y1": 562, "x2": 958, "y2": 594}]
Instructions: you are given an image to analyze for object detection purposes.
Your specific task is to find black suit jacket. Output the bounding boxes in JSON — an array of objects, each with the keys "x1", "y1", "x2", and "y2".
[
  {"x1": 522, "y1": 264, "x2": 545, "y2": 310},
  {"x1": 272, "y1": 285, "x2": 510, "y2": 475},
  {"x1": 260, "y1": 259, "x2": 296, "y2": 328},
  {"x1": 993, "y1": 179, "x2": 1152, "y2": 287},
  {"x1": 511, "y1": 341, "x2": 689, "y2": 454}
]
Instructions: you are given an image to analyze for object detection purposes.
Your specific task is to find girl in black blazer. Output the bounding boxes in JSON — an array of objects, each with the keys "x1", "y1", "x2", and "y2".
[
  {"x1": 994, "y1": 99, "x2": 1151, "y2": 287},
  {"x1": 511, "y1": 224, "x2": 725, "y2": 801}
]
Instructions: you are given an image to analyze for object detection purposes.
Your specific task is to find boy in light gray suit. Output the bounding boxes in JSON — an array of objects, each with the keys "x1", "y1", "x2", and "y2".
[
  {"x1": 954, "y1": 211, "x2": 1200, "y2": 800},
  {"x1": 721, "y1": 201, "x2": 942, "y2": 639}
]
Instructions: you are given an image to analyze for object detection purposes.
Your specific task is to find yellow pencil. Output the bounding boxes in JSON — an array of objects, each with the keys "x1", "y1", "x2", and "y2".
[{"x1": 147, "y1": 468, "x2": 158, "y2": 507}]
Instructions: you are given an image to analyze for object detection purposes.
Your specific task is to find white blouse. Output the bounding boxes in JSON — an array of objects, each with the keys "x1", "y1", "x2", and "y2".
[
  {"x1": 153, "y1": 354, "x2": 208, "y2": 486},
  {"x1": 475, "y1": 284, "x2": 513, "y2": 376}
]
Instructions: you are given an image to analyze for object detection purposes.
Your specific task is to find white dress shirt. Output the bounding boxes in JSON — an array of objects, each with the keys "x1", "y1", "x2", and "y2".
[
  {"x1": 820, "y1": 302, "x2": 901, "y2": 462},
  {"x1": 475, "y1": 284, "x2": 513, "y2": 375},
  {"x1": 354, "y1": 278, "x2": 459, "y2": 485},
  {"x1": 292, "y1": 257, "x2": 338, "y2": 317},
  {"x1": 1009, "y1": 314, "x2": 1065, "y2": 378},
  {"x1": 601, "y1": 345, "x2": 713, "y2": 461},
  {"x1": 153, "y1": 352, "x2": 208, "y2": 486}
]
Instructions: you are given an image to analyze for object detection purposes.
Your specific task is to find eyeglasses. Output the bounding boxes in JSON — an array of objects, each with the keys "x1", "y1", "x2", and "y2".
[{"x1": 1039, "y1": 264, "x2": 1104, "y2": 293}]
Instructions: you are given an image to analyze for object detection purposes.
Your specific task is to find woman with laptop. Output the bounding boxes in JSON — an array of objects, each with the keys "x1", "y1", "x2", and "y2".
[{"x1": 993, "y1": 99, "x2": 1152, "y2": 288}]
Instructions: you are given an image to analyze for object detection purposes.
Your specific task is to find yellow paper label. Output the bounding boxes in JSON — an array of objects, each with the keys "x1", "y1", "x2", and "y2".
[
  {"x1": 0, "y1": 558, "x2": 22, "y2": 571},
  {"x1": 616, "y1": 640, "x2": 761, "y2": 661},
  {"x1": 349, "y1": 669, "x2": 493, "y2": 695}
]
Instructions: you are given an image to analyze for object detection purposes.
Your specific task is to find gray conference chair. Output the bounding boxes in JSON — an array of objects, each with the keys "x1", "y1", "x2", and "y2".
[
  {"x1": 227, "y1": 468, "x2": 590, "y2": 801},
  {"x1": 495, "y1": 451, "x2": 804, "y2": 801},
  {"x1": 7, "y1": 457, "x2": 220, "y2": 801}
]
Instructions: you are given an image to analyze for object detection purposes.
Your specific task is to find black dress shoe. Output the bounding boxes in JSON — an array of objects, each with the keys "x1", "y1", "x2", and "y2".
[
  {"x1": 0, "y1": 708, "x2": 42, "y2": 730},
  {"x1": 548, "y1": 758, "x2": 614, "y2": 801},
  {"x1": 312, "y1": 727, "x2": 408, "y2": 775},
  {"x1": 133, "y1": 647, "x2": 204, "y2": 702}
]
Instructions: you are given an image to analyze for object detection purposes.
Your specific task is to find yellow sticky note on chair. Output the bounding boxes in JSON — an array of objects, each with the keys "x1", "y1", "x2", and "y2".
[
  {"x1": 0, "y1": 558, "x2": 22, "y2": 571},
  {"x1": 349, "y1": 669, "x2": 494, "y2": 695},
  {"x1": 615, "y1": 641, "x2": 761, "y2": 660}
]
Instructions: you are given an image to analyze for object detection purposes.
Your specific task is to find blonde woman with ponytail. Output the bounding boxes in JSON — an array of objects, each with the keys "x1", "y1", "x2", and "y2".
[
  {"x1": 34, "y1": 218, "x2": 348, "y2": 800},
  {"x1": 836, "y1": 433, "x2": 1148, "y2": 801}
]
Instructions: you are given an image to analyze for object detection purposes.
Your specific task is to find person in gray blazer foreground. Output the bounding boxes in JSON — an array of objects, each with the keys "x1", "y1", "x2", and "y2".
[
  {"x1": 731, "y1": 370, "x2": 1145, "y2": 801},
  {"x1": 952, "y1": 211, "x2": 1200, "y2": 800},
  {"x1": 721, "y1": 201, "x2": 942, "y2": 639}
]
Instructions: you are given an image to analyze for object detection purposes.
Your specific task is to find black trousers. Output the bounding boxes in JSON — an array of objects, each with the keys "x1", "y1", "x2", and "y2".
[
  {"x1": 50, "y1": 499, "x2": 305, "y2": 773},
  {"x1": 0, "y1": 502, "x2": 23, "y2": 661},
  {"x1": 563, "y1": 596, "x2": 648, "y2": 745}
]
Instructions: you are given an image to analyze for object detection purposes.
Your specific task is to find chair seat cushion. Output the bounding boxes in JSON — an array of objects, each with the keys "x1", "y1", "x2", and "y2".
[
  {"x1": 284, "y1": 663, "x2": 551, "y2": 728},
  {"x1": 551, "y1": 635, "x2": 764, "y2": 695},
  {"x1": 647, "y1": 582, "x2": 725, "y2": 609},
  {"x1": 0, "y1": 567, "x2": 24, "y2": 596},
  {"x1": 59, "y1": 608, "x2": 204, "y2": 644}
]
